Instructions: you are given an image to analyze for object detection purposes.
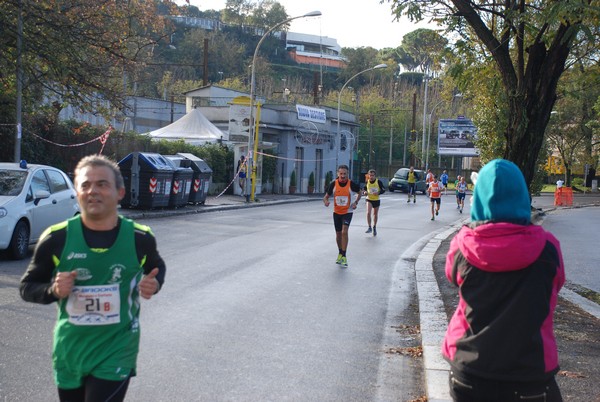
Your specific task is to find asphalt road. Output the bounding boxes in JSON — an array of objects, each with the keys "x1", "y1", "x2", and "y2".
[
  {"x1": 541, "y1": 206, "x2": 600, "y2": 294},
  {"x1": 0, "y1": 192, "x2": 468, "y2": 401}
]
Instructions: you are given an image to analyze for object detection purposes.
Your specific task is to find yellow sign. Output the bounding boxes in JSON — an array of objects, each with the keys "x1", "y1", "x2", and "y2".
[{"x1": 546, "y1": 156, "x2": 565, "y2": 174}]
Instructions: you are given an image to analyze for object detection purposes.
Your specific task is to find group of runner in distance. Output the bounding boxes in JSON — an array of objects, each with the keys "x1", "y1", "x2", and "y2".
[{"x1": 324, "y1": 164, "x2": 469, "y2": 267}]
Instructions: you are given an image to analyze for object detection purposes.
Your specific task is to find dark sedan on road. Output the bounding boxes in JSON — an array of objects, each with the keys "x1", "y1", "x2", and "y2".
[{"x1": 388, "y1": 168, "x2": 427, "y2": 194}]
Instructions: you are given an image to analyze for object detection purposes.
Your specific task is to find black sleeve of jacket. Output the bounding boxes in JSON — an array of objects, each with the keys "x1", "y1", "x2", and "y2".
[
  {"x1": 350, "y1": 181, "x2": 361, "y2": 193},
  {"x1": 378, "y1": 179, "x2": 386, "y2": 195},
  {"x1": 19, "y1": 230, "x2": 65, "y2": 304},
  {"x1": 325, "y1": 181, "x2": 335, "y2": 196},
  {"x1": 136, "y1": 229, "x2": 166, "y2": 291}
]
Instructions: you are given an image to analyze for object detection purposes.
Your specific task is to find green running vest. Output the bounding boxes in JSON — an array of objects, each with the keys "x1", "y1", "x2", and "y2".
[{"x1": 52, "y1": 216, "x2": 144, "y2": 380}]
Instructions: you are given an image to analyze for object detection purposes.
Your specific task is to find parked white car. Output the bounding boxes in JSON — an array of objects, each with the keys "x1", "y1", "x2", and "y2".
[{"x1": 0, "y1": 162, "x2": 79, "y2": 259}]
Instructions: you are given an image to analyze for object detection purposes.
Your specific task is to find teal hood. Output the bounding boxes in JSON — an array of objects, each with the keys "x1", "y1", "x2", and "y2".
[{"x1": 471, "y1": 159, "x2": 531, "y2": 224}]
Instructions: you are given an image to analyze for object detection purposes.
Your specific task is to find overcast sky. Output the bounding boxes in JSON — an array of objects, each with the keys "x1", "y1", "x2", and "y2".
[{"x1": 181, "y1": 0, "x2": 441, "y2": 49}]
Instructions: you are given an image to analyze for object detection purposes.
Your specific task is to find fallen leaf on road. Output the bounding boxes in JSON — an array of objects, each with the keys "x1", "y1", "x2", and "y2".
[
  {"x1": 386, "y1": 346, "x2": 423, "y2": 358},
  {"x1": 558, "y1": 370, "x2": 587, "y2": 378},
  {"x1": 391, "y1": 324, "x2": 421, "y2": 335}
]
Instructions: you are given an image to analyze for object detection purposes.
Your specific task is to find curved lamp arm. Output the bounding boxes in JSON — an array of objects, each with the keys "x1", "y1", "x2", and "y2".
[
  {"x1": 247, "y1": 11, "x2": 321, "y2": 201},
  {"x1": 336, "y1": 63, "x2": 388, "y2": 169}
]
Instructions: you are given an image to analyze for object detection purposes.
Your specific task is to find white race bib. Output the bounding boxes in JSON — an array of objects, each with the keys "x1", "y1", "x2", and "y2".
[
  {"x1": 66, "y1": 284, "x2": 121, "y2": 326},
  {"x1": 335, "y1": 195, "x2": 349, "y2": 206}
]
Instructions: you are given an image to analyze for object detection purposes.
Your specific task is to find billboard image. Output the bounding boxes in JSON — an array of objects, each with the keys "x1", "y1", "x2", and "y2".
[{"x1": 438, "y1": 117, "x2": 479, "y2": 156}]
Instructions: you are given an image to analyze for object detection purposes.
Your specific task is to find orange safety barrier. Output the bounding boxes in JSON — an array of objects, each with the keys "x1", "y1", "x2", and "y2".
[{"x1": 554, "y1": 187, "x2": 573, "y2": 206}]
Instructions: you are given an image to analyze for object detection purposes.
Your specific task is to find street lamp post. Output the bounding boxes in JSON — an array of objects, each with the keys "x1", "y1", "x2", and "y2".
[
  {"x1": 336, "y1": 64, "x2": 387, "y2": 175},
  {"x1": 247, "y1": 10, "x2": 321, "y2": 202},
  {"x1": 425, "y1": 99, "x2": 445, "y2": 170},
  {"x1": 421, "y1": 75, "x2": 429, "y2": 169}
]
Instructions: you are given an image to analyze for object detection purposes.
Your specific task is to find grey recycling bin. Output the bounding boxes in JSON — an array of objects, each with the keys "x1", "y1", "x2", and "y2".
[
  {"x1": 118, "y1": 152, "x2": 174, "y2": 209},
  {"x1": 164, "y1": 155, "x2": 194, "y2": 208},
  {"x1": 176, "y1": 153, "x2": 213, "y2": 204}
]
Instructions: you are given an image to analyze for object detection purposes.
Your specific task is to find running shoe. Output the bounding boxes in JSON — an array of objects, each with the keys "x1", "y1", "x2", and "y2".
[
  {"x1": 373, "y1": 227, "x2": 377, "y2": 236},
  {"x1": 460, "y1": 209, "x2": 463, "y2": 213},
  {"x1": 431, "y1": 216, "x2": 435, "y2": 221},
  {"x1": 407, "y1": 199, "x2": 410, "y2": 203},
  {"x1": 436, "y1": 210, "x2": 439, "y2": 216},
  {"x1": 365, "y1": 227, "x2": 372, "y2": 233},
  {"x1": 413, "y1": 198, "x2": 416, "y2": 203},
  {"x1": 336, "y1": 254, "x2": 343, "y2": 264},
  {"x1": 340, "y1": 256, "x2": 348, "y2": 267},
  {"x1": 456, "y1": 205, "x2": 460, "y2": 209}
]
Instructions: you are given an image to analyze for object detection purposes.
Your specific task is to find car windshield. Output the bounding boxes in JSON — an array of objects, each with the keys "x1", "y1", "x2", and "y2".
[
  {"x1": 394, "y1": 169, "x2": 408, "y2": 179},
  {"x1": 0, "y1": 170, "x2": 28, "y2": 196}
]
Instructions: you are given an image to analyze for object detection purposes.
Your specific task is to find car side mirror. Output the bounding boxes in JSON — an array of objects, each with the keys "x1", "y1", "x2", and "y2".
[{"x1": 33, "y1": 190, "x2": 51, "y2": 206}]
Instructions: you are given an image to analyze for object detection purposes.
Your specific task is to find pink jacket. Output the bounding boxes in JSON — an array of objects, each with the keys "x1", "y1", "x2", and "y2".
[{"x1": 442, "y1": 222, "x2": 565, "y2": 381}]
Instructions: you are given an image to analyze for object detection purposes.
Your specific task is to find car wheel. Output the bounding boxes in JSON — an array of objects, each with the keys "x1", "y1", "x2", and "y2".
[{"x1": 8, "y1": 221, "x2": 30, "y2": 260}]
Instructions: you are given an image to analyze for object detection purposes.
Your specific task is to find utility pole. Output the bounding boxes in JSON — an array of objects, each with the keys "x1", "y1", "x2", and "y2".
[
  {"x1": 410, "y1": 92, "x2": 417, "y2": 167},
  {"x1": 421, "y1": 75, "x2": 429, "y2": 169},
  {"x1": 369, "y1": 114, "x2": 374, "y2": 168},
  {"x1": 203, "y1": 39, "x2": 209, "y2": 86},
  {"x1": 388, "y1": 114, "x2": 393, "y2": 167},
  {"x1": 14, "y1": 0, "x2": 23, "y2": 162}
]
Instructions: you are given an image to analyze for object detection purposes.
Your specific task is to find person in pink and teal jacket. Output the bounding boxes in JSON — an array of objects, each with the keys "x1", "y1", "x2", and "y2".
[{"x1": 442, "y1": 159, "x2": 565, "y2": 402}]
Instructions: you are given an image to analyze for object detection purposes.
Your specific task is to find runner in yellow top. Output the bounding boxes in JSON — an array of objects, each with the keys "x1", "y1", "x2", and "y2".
[
  {"x1": 407, "y1": 166, "x2": 417, "y2": 203},
  {"x1": 362, "y1": 169, "x2": 385, "y2": 236},
  {"x1": 428, "y1": 174, "x2": 443, "y2": 221}
]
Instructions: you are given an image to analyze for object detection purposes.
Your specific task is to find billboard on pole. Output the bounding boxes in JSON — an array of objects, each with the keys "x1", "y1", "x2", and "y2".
[{"x1": 438, "y1": 117, "x2": 479, "y2": 156}]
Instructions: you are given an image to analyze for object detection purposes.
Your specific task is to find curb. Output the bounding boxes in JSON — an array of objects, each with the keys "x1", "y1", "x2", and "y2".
[
  {"x1": 120, "y1": 197, "x2": 319, "y2": 220},
  {"x1": 414, "y1": 220, "x2": 467, "y2": 402}
]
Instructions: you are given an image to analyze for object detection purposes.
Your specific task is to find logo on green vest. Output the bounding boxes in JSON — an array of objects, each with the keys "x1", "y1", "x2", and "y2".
[
  {"x1": 67, "y1": 252, "x2": 87, "y2": 260},
  {"x1": 75, "y1": 268, "x2": 92, "y2": 281},
  {"x1": 109, "y1": 264, "x2": 126, "y2": 283}
]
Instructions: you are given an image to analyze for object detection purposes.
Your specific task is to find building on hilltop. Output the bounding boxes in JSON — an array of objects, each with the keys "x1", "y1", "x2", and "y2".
[
  {"x1": 285, "y1": 32, "x2": 346, "y2": 70},
  {"x1": 170, "y1": 15, "x2": 222, "y2": 31},
  {"x1": 168, "y1": 14, "x2": 346, "y2": 70}
]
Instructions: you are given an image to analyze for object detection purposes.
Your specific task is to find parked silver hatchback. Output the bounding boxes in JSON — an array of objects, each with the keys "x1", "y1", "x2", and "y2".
[{"x1": 0, "y1": 161, "x2": 79, "y2": 259}]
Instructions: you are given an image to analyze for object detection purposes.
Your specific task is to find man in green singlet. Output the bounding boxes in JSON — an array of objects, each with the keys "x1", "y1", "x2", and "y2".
[{"x1": 20, "y1": 154, "x2": 166, "y2": 402}]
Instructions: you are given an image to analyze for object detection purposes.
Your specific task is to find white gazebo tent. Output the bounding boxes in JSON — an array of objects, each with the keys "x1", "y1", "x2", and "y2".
[{"x1": 147, "y1": 108, "x2": 226, "y2": 145}]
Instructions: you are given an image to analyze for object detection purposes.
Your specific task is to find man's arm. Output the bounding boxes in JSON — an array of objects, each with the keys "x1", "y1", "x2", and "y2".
[
  {"x1": 351, "y1": 182, "x2": 362, "y2": 208},
  {"x1": 136, "y1": 228, "x2": 166, "y2": 296},
  {"x1": 19, "y1": 230, "x2": 63, "y2": 304},
  {"x1": 323, "y1": 181, "x2": 334, "y2": 207}
]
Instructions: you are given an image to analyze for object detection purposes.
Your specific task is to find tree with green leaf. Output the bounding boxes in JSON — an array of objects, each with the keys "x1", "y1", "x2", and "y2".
[
  {"x1": 546, "y1": 60, "x2": 600, "y2": 185},
  {"x1": 400, "y1": 28, "x2": 448, "y2": 73},
  {"x1": 385, "y1": 0, "x2": 600, "y2": 189}
]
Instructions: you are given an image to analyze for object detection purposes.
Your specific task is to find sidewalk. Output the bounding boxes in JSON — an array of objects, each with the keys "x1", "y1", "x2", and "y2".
[
  {"x1": 119, "y1": 193, "x2": 321, "y2": 220},
  {"x1": 418, "y1": 193, "x2": 600, "y2": 401}
]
